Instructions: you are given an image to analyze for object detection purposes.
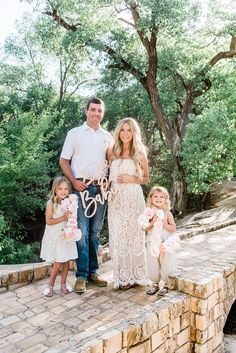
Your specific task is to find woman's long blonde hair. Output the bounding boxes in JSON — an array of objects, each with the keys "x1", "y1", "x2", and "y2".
[
  {"x1": 147, "y1": 186, "x2": 171, "y2": 210},
  {"x1": 111, "y1": 118, "x2": 147, "y2": 177}
]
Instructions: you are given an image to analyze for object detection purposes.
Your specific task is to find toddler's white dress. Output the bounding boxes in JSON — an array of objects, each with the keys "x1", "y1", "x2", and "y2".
[
  {"x1": 40, "y1": 203, "x2": 78, "y2": 263},
  {"x1": 108, "y1": 159, "x2": 149, "y2": 288},
  {"x1": 146, "y1": 210, "x2": 180, "y2": 283}
]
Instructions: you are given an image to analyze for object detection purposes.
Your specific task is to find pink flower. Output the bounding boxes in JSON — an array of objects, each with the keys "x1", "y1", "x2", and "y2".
[
  {"x1": 61, "y1": 194, "x2": 81, "y2": 242},
  {"x1": 144, "y1": 207, "x2": 155, "y2": 219}
]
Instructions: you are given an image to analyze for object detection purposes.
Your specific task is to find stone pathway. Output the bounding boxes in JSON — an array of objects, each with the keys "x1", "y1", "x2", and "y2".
[
  {"x1": 178, "y1": 223, "x2": 236, "y2": 273},
  {"x1": 224, "y1": 335, "x2": 236, "y2": 353},
  {"x1": 0, "y1": 261, "x2": 158, "y2": 353},
  {"x1": 1, "y1": 224, "x2": 236, "y2": 352}
]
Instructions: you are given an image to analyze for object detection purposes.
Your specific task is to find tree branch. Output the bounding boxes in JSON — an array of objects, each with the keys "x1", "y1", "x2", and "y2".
[
  {"x1": 164, "y1": 67, "x2": 188, "y2": 90},
  {"x1": 114, "y1": 5, "x2": 129, "y2": 14},
  {"x1": 209, "y1": 35, "x2": 236, "y2": 66},
  {"x1": 129, "y1": 1, "x2": 150, "y2": 51},
  {"x1": 24, "y1": 39, "x2": 42, "y2": 82},
  {"x1": 44, "y1": 9, "x2": 79, "y2": 31},
  {"x1": 198, "y1": 36, "x2": 217, "y2": 49},
  {"x1": 192, "y1": 73, "x2": 212, "y2": 98},
  {"x1": 104, "y1": 44, "x2": 146, "y2": 83},
  {"x1": 118, "y1": 17, "x2": 135, "y2": 27},
  {"x1": 230, "y1": 35, "x2": 236, "y2": 50},
  {"x1": 68, "y1": 78, "x2": 98, "y2": 98}
]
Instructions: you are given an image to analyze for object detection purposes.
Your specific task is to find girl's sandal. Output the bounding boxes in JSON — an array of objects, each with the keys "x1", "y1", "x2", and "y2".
[
  {"x1": 43, "y1": 286, "x2": 53, "y2": 297},
  {"x1": 61, "y1": 284, "x2": 72, "y2": 294},
  {"x1": 158, "y1": 287, "x2": 168, "y2": 296},
  {"x1": 146, "y1": 285, "x2": 159, "y2": 295}
]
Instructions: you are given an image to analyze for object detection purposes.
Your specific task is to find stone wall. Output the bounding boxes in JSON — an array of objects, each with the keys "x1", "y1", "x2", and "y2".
[
  {"x1": 0, "y1": 246, "x2": 109, "y2": 292},
  {"x1": 1, "y1": 246, "x2": 235, "y2": 352},
  {"x1": 0, "y1": 263, "x2": 51, "y2": 292},
  {"x1": 172, "y1": 264, "x2": 235, "y2": 353},
  {"x1": 76, "y1": 265, "x2": 236, "y2": 353},
  {"x1": 76, "y1": 292, "x2": 191, "y2": 353}
]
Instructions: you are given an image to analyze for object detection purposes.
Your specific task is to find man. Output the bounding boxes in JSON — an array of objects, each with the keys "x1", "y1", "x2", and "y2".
[{"x1": 60, "y1": 98, "x2": 113, "y2": 293}]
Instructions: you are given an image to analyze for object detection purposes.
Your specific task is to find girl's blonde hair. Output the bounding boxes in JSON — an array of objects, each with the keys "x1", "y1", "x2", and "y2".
[
  {"x1": 147, "y1": 186, "x2": 171, "y2": 210},
  {"x1": 111, "y1": 117, "x2": 147, "y2": 177},
  {"x1": 49, "y1": 176, "x2": 71, "y2": 204}
]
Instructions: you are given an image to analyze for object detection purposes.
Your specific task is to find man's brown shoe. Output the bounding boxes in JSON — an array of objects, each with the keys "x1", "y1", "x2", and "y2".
[
  {"x1": 74, "y1": 279, "x2": 86, "y2": 294},
  {"x1": 88, "y1": 274, "x2": 108, "y2": 287}
]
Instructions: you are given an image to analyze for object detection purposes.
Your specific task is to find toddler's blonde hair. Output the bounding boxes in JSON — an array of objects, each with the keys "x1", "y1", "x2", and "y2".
[{"x1": 147, "y1": 185, "x2": 171, "y2": 210}]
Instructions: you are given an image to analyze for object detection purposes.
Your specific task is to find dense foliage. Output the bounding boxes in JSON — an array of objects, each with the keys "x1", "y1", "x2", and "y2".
[{"x1": 0, "y1": 0, "x2": 235, "y2": 262}]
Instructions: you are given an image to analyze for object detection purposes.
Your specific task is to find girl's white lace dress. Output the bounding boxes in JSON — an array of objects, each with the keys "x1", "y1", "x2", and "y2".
[
  {"x1": 40, "y1": 203, "x2": 78, "y2": 263},
  {"x1": 108, "y1": 159, "x2": 149, "y2": 288},
  {"x1": 145, "y1": 212, "x2": 180, "y2": 285}
]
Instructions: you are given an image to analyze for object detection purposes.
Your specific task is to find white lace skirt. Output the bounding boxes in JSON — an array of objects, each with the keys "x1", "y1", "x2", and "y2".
[{"x1": 108, "y1": 183, "x2": 149, "y2": 288}]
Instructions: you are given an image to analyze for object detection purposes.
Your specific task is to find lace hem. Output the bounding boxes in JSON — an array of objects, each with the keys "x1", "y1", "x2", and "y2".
[{"x1": 113, "y1": 278, "x2": 151, "y2": 289}]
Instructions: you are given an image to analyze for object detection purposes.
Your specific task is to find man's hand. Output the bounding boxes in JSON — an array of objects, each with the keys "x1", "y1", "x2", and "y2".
[{"x1": 72, "y1": 179, "x2": 88, "y2": 192}]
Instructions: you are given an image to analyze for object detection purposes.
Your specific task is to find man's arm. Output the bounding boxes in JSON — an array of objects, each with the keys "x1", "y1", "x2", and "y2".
[{"x1": 59, "y1": 157, "x2": 87, "y2": 192}]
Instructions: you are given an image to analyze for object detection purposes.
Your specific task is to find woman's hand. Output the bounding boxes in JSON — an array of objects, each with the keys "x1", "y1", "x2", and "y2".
[{"x1": 117, "y1": 174, "x2": 134, "y2": 184}]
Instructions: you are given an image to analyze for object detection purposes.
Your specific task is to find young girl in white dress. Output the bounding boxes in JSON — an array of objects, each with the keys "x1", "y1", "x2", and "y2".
[
  {"x1": 40, "y1": 176, "x2": 78, "y2": 297},
  {"x1": 138, "y1": 186, "x2": 180, "y2": 295}
]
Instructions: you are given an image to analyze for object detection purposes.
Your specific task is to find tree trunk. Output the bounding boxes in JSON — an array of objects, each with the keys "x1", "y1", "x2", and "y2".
[
  {"x1": 171, "y1": 156, "x2": 187, "y2": 215},
  {"x1": 144, "y1": 83, "x2": 188, "y2": 214}
]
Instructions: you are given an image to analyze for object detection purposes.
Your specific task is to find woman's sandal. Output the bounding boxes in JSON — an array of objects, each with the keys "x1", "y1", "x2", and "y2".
[
  {"x1": 146, "y1": 285, "x2": 159, "y2": 295},
  {"x1": 61, "y1": 284, "x2": 72, "y2": 294},
  {"x1": 43, "y1": 286, "x2": 53, "y2": 297},
  {"x1": 119, "y1": 284, "x2": 132, "y2": 290}
]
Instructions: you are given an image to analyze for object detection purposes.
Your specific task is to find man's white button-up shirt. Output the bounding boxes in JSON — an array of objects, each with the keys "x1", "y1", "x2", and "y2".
[{"x1": 60, "y1": 122, "x2": 113, "y2": 179}]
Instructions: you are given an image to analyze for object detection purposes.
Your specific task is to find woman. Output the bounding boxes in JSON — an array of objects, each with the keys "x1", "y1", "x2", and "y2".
[{"x1": 107, "y1": 118, "x2": 149, "y2": 289}]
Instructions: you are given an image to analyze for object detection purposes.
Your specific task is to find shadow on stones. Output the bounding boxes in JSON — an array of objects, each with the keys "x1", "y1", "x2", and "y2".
[{"x1": 224, "y1": 300, "x2": 236, "y2": 334}]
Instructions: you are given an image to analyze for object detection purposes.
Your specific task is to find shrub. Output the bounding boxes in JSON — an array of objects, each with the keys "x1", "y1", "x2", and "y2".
[{"x1": 0, "y1": 235, "x2": 40, "y2": 264}]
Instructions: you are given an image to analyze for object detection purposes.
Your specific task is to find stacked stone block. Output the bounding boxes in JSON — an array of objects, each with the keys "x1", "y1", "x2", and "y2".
[
  {"x1": 76, "y1": 292, "x2": 191, "y2": 353},
  {"x1": 0, "y1": 264, "x2": 51, "y2": 292},
  {"x1": 174, "y1": 264, "x2": 236, "y2": 353}
]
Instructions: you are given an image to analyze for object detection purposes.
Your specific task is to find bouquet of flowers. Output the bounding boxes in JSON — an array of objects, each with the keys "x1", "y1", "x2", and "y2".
[
  {"x1": 61, "y1": 194, "x2": 81, "y2": 241},
  {"x1": 161, "y1": 234, "x2": 180, "y2": 254},
  {"x1": 138, "y1": 207, "x2": 165, "y2": 257},
  {"x1": 138, "y1": 207, "x2": 165, "y2": 229}
]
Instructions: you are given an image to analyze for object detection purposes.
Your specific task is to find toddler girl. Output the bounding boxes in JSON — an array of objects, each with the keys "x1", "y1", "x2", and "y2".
[
  {"x1": 138, "y1": 186, "x2": 180, "y2": 295},
  {"x1": 40, "y1": 176, "x2": 79, "y2": 297}
]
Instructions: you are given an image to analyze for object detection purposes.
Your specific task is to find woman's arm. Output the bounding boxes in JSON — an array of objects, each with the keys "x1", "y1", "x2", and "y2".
[
  {"x1": 163, "y1": 211, "x2": 177, "y2": 233},
  {"x1": 138, "y1": 156, "x2": 149, "y2": 184},
  {"x1": 45, "y1": 201, "x2": 69, "y2": 225}
]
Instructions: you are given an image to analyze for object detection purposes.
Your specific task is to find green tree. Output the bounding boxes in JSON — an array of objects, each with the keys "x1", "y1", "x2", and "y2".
[
  {"x1": 181, "y1": 64, "x2": 236, "y2": 196},
  {"x1": 27, "y1": 0, "x2": 236, "y2": 213},
  {"x1": 0, "y1": 112, "x2": 53, "y2": 232}
]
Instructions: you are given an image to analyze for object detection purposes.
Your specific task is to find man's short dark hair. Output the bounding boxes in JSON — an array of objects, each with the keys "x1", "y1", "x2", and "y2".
[{"x1": 86, "y1": 98, "x2": 105, "y2": 110}]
